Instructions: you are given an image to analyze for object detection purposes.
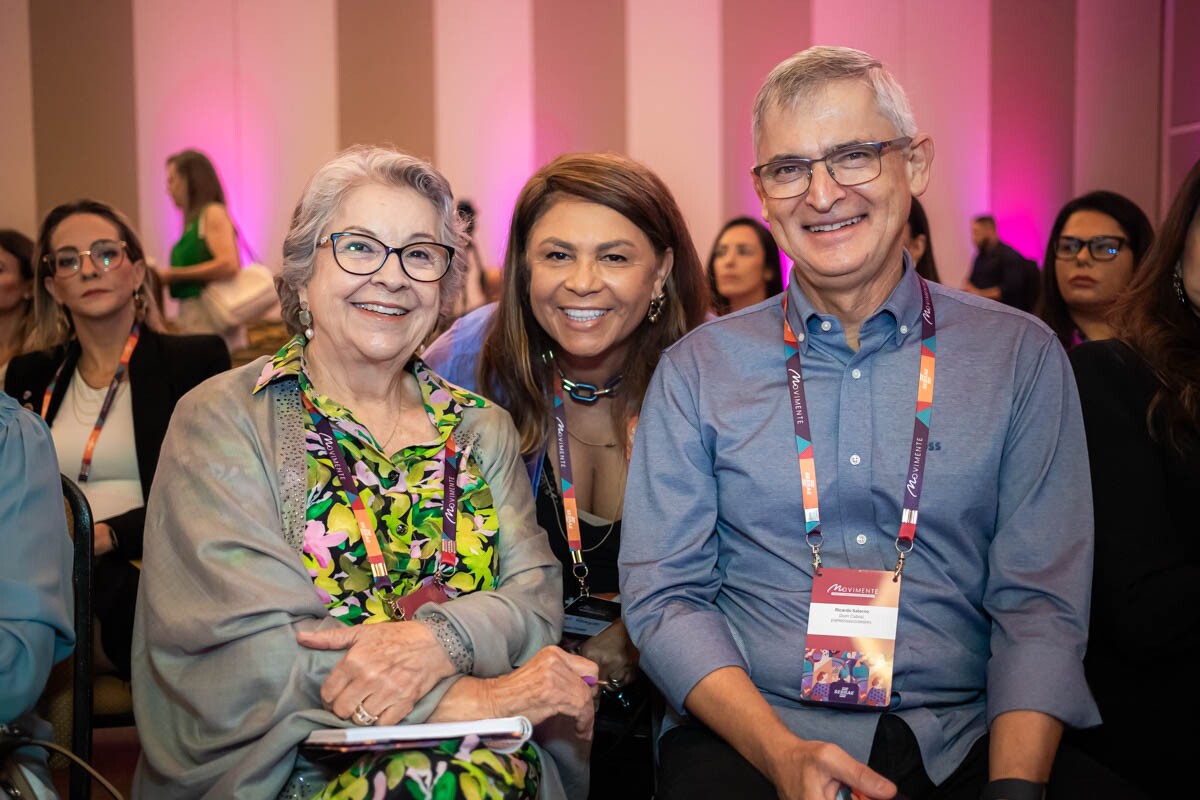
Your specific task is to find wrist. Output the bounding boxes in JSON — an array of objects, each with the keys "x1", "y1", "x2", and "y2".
[
  {"x1": 418, "y1": 615, "x2": 473, "y2": 676},
  {"x1": 981, "y1": 779, "x2": 1046, "y2": 800}
]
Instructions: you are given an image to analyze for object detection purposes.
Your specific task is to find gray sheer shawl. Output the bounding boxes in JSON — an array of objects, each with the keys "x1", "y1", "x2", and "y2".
[{"x1": 131, "y1": 359, "x2": 568, "y2": 798}]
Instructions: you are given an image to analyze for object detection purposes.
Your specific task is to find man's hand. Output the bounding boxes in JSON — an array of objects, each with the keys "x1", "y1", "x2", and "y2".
[
  {"x1": 94, "y1": 522, "x2": 116, "y2": 556},
  {"x1": 765, "y1": 736, "x2": 896, "y2": 800},
  {"x1": 579, "y1": 618, "x2": 639, "y2": 686}
]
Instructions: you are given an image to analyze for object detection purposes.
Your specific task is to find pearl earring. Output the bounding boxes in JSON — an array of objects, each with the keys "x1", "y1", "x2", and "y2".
[{"x1": 298, "y1": 303, "x2": 314, "y2": 340}]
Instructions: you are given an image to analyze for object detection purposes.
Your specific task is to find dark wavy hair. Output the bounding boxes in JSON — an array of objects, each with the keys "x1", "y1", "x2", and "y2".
[
  {"x1": 1110, "y1": 162, "x2": 1200, "y2": 450},
  {"x1": 1038, "y1": 191, "x2": 1154, "y2": 349},
  {"x1": 167, "y1": 149, "x2": 228, "y2": 223},
  {"x1": 906, "y1": 197, "x2": 940, "y2": 282},
  {"x1": 706, "y1": 216, "x2": 783, "y2": 314},
  {"x1": 0, "y1": 229, "x2": 34, "y2": 357},
  {"x1": 477, "y1": 152, "x2": 711, "y2": 455}
]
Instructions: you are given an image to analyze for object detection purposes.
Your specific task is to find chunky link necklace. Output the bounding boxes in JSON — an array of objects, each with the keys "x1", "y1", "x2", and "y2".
[{"x1": 548, "y1": 351, "x2": 623, "y2": 404}]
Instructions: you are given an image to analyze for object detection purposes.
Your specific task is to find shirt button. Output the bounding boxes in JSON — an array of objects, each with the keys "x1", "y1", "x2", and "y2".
[
  {"x1": 797, "y1": 333, "x2": 805, "y2": 341},
  {"x1": 899, "y1": 324, "x2": 909, "y2": 335},
  {"x1": 820, "y1": 320, "x2": 833, "y2": 332},
  {"x1": 850, "y1": 454, "x2": 861, "y2": 466},
  {"x1": 856, "y1": 534, "x2": 868, "y2": 545},
  {"x1": 851, "y1": 368, "x2": 862, "y2": 380}
]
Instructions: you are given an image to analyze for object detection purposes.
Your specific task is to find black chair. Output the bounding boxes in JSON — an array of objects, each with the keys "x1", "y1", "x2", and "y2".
[{"x1": 59, "y1": 474, "x2": 94, "y2": 800}]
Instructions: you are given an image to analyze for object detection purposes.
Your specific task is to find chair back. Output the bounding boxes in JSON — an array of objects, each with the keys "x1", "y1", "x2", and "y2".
[{"x1": 59, "y1": 474, "x2": 94, "y2": 800}]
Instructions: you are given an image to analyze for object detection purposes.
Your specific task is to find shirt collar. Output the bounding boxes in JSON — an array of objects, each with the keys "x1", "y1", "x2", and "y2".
[{"x1": 783, "y1": 251, "x2": 925, "y2": 352}]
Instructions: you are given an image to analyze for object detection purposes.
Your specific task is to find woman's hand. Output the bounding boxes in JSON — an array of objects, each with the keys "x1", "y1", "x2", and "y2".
[
  {"x1": 579, "y1": 618, "x2": 639, "y2": 686},
  {"x1": 94, "y1": 522, "x2": 116, "y2": 556},
  {"x1": 480, "y1": 646, "x2": 598, "y2": 738},
  {"x1": 298, "y1": 620, "x2": 456, "y2": 726}
]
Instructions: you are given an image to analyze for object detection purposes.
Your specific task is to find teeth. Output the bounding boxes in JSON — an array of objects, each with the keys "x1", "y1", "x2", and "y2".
[
  {"x1": 355, "y1": 303, "x2": 406, "y2": 316},
  {"x1": 808, "y1": 215, "x2": 864, "y2": 233},
  {"x1": 564, "y1": 309, "x2": 607, "y2": 321}
]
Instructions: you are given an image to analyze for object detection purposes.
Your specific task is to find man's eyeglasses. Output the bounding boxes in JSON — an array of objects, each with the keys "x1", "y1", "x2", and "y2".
[
  {"x1": 752, "y1": 137, "x2": 913, "y2": 200},
  {"x1": 318, "y1": 232, "x2": 454, "y2": 282},
  {"x1": 1054, "y1": 236, "x2": 1127, "y2": 262},
  {"x1": 43, "y1": 240, "x2": 127, "y2": 276}
]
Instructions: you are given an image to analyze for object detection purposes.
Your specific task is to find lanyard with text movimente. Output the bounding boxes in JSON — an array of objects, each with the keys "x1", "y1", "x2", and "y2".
[
  {"x1": 42, "y1": 323, "x2": 141, "y2": 484},
  {"x1": 302, "y1": 392, "x2": 459, "y2": 616},
  {"x1": 552, "y1": 383, "x2": 591, "y2": 597},
  {"x1": 782, "y1": 276, "x2": 936, "y2": 580}
]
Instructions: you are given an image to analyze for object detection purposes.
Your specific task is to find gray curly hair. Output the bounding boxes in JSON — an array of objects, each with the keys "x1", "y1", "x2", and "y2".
[{"x1": 276, "y1": 145, "x2": 467, "y2": 336}]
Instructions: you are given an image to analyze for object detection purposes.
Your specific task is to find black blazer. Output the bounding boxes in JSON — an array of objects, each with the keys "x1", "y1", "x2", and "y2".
[{"x1": 5, "y1": 328, "x2": 230, "y2": 558}]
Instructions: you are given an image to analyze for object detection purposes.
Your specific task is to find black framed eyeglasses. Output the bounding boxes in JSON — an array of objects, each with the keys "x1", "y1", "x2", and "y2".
[
  {"x1": 318, "y1": 232, "x2": 455, "y2": 282},
  {"x1": 43, "y1": 239, "x2": 127, "y2": 276},
  {"x1": 752, "y1": 137, "x2": 913, "y2": 199},
  {"x1": 1055, "y1": 235, "x2": 1127, "y2": 262}
]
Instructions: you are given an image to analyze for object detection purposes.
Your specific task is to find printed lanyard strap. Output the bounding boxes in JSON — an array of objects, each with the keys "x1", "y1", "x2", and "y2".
[
  {"x1": 552, "y1": 384, "x2": 590, "y2": 596},
  {"x1": 302, "y1": 393, "x2": 459, "y2": 598},
  {"x1": 42, "y1": 324, "x2": 141, "y2": 483},
  {"x1": 782, "y1": 277, "x2": 936, "y2": 578}
]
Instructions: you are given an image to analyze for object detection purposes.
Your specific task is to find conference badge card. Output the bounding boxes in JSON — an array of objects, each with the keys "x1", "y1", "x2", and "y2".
[{"x1": 803, "y1": 568, "x2": 900, "y2": 710}]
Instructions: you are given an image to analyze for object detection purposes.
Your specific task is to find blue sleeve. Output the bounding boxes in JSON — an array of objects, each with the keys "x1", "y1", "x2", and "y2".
[
  {"x1": 424, "y1": 303, "x2": 499, "y2": 394},
  {"x1": 0, "y1": 395, "x2": 75, "y2": 723},
  {"x1": 984, "y1": 336, "x2": 1101, "y2": 729},
  {"x1": 618, "y1": 353, "x2": 748, "y2": 713}
]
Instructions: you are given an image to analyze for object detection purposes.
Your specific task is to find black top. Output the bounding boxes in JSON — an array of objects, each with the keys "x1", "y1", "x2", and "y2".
[
  {"x1": 535, "y1": 453, "x2": 622, "y2": 599},
  {"x1": 1068, "y1": 339, "x2": 1199, "y2": 794},
  {"x1": 5, "y1": 328, "x2": 230, "y2": 558},
  {"x1": 969, "y1": 240, "x2": 1040, "y2": 311}
]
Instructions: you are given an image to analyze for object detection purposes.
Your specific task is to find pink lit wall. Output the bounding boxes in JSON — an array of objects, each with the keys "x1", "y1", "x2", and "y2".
[
  {"x1": 627, "y1": 0, "x2": 723, "y2": 262},
  {"x1": 1164, "y1": 0, "x2": 1200, "y2": 204},
  {"x1": 434, "y1": 0, "x2": 535, "y2": 269},
  {"x1": 0, "y1": 0, "x2": 37, "y2": 236}
]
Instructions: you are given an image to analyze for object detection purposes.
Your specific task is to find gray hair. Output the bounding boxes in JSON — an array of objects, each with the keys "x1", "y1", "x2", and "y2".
[
  {"x1": 277, "y1": 145, "x2": 467, "y2": 336},
  {"x1": 752, "y1": 46, "x2": 917, "y2": 150}
]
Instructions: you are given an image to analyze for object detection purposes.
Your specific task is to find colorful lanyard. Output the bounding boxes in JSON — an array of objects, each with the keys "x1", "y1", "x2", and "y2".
[
  {"x1": 42, "y1": 324, "x2": 141, "y2": 484},
  {"x1": 552, "y1": 384, "x2": 590, "y2": 596},
  {"x1": 301, "y1": 392, "x2": 460, "y2": 604},
  {"x1": 782, "y1": 277, "x2": 936, "y2": 578}
]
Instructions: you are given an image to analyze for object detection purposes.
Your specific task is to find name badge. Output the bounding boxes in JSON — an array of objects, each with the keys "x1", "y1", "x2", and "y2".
[
  {"x1": 802, "y1": 568, "x2": 900, "y2": 710},
  {"x1": 562, "y1": 595, "x2": 621, "y2": 639}
]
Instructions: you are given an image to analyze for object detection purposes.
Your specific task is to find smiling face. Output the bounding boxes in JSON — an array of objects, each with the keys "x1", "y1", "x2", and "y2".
[
  {"x1": 43, "y1": 213, "x2": 143, "y2": 324},
  {"x1": 713, "y1": 224, "x2": 771, "y2": 306},
  {"x1": 755, "y1": 79, "x2": 931, "y2": 299},
  {"x1": 526, "y1": 197, "x2": 671, "y2": 376},
  {"x1": 1055, "y1": 210, "x2": 1136, "y2": 316},
  {"x1": 299, "y1": 183, "x2": 443, "y2": 373}
]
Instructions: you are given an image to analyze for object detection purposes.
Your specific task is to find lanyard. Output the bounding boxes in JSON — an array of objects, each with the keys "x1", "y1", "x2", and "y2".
[
  {"x1": 782, "y1": 276, "x2": 936, "y2": 579},
  {"x1": 42, "y1": 324, "x2": 141, "y2": 484},
  {"x1": 552, "y1": 384, "x2": 590, "y2": 596},
  {"x1": 301, "y1": 392, "x2": 459, "y2": 609}
]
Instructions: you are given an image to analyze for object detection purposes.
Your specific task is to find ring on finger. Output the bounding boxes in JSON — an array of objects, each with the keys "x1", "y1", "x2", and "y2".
[{"x1": 352, "y1": 700, "x2": 380, "y2": 726}]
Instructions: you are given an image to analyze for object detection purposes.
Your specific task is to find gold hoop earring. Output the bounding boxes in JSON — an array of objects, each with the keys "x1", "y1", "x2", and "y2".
[
  {"x1": 647, "y1": 292, "x2": 667, "y2": 324},
  {"x1": 299, "y1": 303, "x2": 314, "y2": 340}
]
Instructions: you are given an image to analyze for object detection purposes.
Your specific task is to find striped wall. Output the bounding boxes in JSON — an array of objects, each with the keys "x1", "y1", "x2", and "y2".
[{"x1": 3, "y1": 0, "x2": 1194, "y2": 294}]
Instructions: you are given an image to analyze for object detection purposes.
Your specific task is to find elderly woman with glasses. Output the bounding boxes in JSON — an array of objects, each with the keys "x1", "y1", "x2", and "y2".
[
  {"x1": 1038, "y1": 190, "x2": 1154, "y2": 349},
  {"x1": 133, "y1": 146, "x2": 594, "y2": 800},
  {"x1": 4, "y1": 200, "x2": 229, "y2": 681}
]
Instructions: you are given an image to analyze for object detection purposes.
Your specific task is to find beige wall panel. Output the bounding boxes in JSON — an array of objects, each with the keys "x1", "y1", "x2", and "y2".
[{"x1": 0, "y1": 0, "x2": 38, "y2": 235}]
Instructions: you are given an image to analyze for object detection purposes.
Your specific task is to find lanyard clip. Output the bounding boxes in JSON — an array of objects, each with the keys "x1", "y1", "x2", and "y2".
[
  {"x1": 892, "y1": 536, "x2": 913, "y2": 582},
  {"x1": 572, "y1": 563, "x2": 590, "y2": 598},
  {"x1": 805, "y1": 531, "x2": 823, "y2": 576}
]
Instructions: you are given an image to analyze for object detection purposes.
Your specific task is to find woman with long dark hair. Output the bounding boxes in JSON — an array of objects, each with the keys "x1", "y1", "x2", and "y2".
[
  {"x1": 1067, "y1": 162, "x2": 1200, "y2": 794},
  {"x1": 0, "y1": 229, "x2": 35, "y2": 381},
  {"x1": 707, "y1": 216, "x2": 783, "y2": 314}
]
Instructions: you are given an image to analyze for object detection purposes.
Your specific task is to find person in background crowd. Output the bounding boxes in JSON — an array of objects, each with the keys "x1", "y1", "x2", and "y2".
[
  {"x1": 133, "y1": 146, "x2": 594, "y2": 799},
  {"x1": 621, "y1": 45, "x2": 1132, "y2": 800},
  {"x1": 0, "y1": 230, "x2": 35, "y2": 384},
  {"x1": 1068, "y1": 158, "x2": 1200, "y2": 795},
  {"x1": 155, "y1": 148, "x2": 243, "y2": 348},
  {"x1": 902, "y1": 196, "x2": 940, "y2": 282},
  {"x1": 707, "y1": 216, "x2": 784, "y2": 314},
  {"x1": 1038, "y1": 190, "x2": 1154, "y2": 349},
  {"x1": 0, "y1": 391, "x2": 74, "y2": 800},
  {"x1": 5, "y1": 199, "x2": 229, "y2": 682},
  {"x1": 425, "y1": 152, "x2": 710, "y2": 799},
  {"x1": 963, "y1": 214, "x2": 1040, "y2": 311},
  {"x1": 452, "y1": 199, "x2": 488, "y2": 320}
]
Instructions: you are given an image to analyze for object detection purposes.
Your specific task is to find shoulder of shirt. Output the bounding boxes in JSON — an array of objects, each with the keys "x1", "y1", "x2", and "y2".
[
  {"x1": 924, "y1": 281, "x2": 1058, "y2": 346},
  {"x1": 179, "y1": 357, "x2": 269, "y2": 415},
  {"x1": 0, "y1": 390, "x2": 52, "y2": 439},
  {"x1": 422, "y1": 361, "x2": 492, "y2": 409},
  {"x1": 662, "y1": 293, "x2": 783, "y2": 358}
]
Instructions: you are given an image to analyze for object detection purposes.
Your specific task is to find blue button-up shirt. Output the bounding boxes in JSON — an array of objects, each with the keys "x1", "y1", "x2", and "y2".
[{"x1": 619, "y1": 262, "x2": 1101, "y2": 783}]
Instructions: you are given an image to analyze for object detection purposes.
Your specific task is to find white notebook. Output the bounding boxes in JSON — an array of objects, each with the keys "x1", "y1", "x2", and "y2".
[{"x1": 303, "y1": 716, "x2": 533, "y2": 754}]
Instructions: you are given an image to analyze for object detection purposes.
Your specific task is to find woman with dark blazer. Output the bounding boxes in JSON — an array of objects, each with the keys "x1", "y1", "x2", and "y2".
[{"x1": 5, "y1": 199, "x2": 229, "y2": 679}]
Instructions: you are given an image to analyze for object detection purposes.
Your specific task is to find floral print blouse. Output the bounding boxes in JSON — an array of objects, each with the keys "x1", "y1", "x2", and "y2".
[{"x1": 254, "y1": 335, "x2": 497, "y2": 625}]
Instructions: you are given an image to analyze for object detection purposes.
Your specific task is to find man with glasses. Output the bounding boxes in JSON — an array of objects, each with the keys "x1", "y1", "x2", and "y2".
[
  {"x1": 621, "y1": 47, "x2": 1118, "y2": 800},
  {"x1": 964, "y1": 215, "x2": 1041, "y2": 312}
]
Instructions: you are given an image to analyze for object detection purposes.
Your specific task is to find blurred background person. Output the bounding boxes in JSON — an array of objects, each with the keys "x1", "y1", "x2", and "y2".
[
  {"x1": 902, "y1": 196, "x2": 940, "y2": 282},
  {"x1": 0, "y1": 230, "x2": 35, "y2": 383},
  {"x1": 5, "y1": 199, "x2": 228, "y2": 683},
  {"x1": 707, "y1": 216, "x2": 783, "y2": 315},
  {"x1": 452, "y1": 199, "x2": 488, "y2": 319},
  {"x1": 1067, "y1": 158, "x2": 1200, "y2": 795},
  {"x1": 1038, "y1": 190, "x2": 1153, "y2": 348},
  {"x1": 134, "y1": 146, "x2": 592, "y2": 800},
  {"x1": 155, "y1": 148, "x2": 243, "y2": 348},
  {"x1": 0, "y1": 390, "x2": 74, "y2": 800},
  {"x1": 963, "y1": 213, "x2": 1040, "y2": 311},
  {"x1": 426, "y1": 152, "x2": 711, "y2": 799}
]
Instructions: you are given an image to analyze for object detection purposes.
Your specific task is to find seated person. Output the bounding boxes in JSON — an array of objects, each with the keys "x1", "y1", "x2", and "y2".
[
  {"x1": 0, "y1": 391, "x2": 74, "y2": 798},
  {"x1": 5, "y1": 200, "x2": 229, "y2": 681},
  {"x1": 133, "y1": 146, "x2": 596, "y2": 799}
]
